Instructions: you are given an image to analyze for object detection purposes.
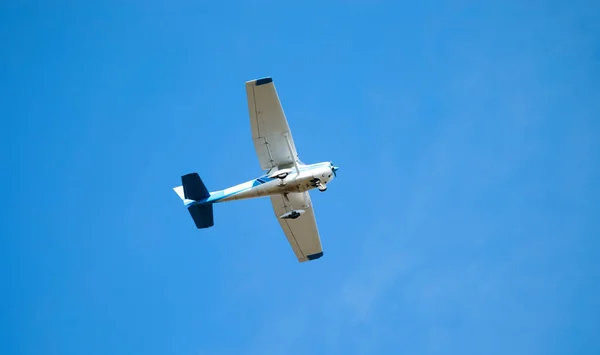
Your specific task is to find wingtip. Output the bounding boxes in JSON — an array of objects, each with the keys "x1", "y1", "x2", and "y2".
[
  {"x1": 307, "y1": 251, "x2": 324, "y2": 261},
  {"x1": 253, "y1": 77, "x2": 273, "y2": 86}
]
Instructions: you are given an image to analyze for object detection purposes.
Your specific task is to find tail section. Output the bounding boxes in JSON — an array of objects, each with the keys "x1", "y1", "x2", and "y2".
[
  {"x1": 173, "y1": 185, "x2": 187, "y2": 201},
  {"x1": 187, "y1": 204, "x2": 214, "y2": 229},
  {"x1": 174, "y1": 173, "x2": 215, "y2": 229},
  {"x1": 181, "y1": 173, "x2": 210, "y2": 201}
]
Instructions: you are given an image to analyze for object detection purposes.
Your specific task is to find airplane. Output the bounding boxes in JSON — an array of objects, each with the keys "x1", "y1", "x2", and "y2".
[{"x1": 173, "y1": 77, "x2": 339, "y2": 263}]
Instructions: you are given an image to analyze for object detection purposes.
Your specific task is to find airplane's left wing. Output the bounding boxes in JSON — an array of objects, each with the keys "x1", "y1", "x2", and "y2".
[
  {"x1": 270, "y1": 192, "x2": 324, "y2": 263},
  {"x1": 246, "y1": 77, "x2": 299, "y2": 171}
]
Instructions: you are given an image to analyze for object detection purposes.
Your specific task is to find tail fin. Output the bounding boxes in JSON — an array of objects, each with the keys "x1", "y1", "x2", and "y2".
[
  {"x1": 181, "y1": 173, "x2": 210, "y2": 200},
  {"x1": 175, "y1": 173, "x2": 214, "y2": 229},
  {"x1": 187, "y1": 204, "x2": 214, "y2": 229}
]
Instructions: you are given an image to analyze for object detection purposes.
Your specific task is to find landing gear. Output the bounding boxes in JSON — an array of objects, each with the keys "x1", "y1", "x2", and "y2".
[
  {"x1": 280, "y1": 210, "x2": 304, "y2": 219},
  {"x1": 276, "y1": 174, "x2": 288, "y2": 187},
  {"x1": 268, "y1": 168, "x2": 292, "y2": 187},
  {"x1": 279, "y1": 193, "x2": 307, "y2": 219},
  {"x1": 310, "y1": 178, "x2": 327, "y2": 192},
  {"x1": 277, "y1": 178, "x2": 287, "y2": 187}
]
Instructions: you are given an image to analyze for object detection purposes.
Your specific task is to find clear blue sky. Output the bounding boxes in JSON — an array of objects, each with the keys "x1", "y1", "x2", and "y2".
[{"x1": 2, "y1": 1, "x2": 599, "y2": 354}]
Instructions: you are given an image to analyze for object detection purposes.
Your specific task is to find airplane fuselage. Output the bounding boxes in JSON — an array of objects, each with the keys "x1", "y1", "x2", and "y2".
[{"x1": 191, "y1": 161, "x2": 336, "y2": 205}]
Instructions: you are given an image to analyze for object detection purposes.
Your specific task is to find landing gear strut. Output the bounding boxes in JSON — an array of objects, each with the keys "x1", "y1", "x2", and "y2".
[
  {"x1": 311, "y1": 178, "x2": 327, "y2": 192},
  {"x1": 277, "y1": 176, "x2": 286, "y2": 187}
]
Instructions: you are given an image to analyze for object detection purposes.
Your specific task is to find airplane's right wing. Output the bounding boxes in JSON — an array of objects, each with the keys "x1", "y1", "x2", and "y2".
[{"x1": 269, "y1": 192, "x2": 324, "y2": 263}]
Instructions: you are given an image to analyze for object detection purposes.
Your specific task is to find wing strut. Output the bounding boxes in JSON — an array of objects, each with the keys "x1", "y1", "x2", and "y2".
[{"x1": 283, "y1": 133, "x2": 300, "y2": 173}]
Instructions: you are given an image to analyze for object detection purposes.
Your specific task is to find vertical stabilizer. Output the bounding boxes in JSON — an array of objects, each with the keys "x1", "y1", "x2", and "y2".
[{"x1": 175, "y1": 173, "x2": 215, "y2": 229}]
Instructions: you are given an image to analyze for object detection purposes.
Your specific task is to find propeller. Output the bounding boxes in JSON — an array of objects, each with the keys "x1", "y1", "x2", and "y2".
[{"x1": 330, "y1": 161, "x2": 339, "y2": 177}]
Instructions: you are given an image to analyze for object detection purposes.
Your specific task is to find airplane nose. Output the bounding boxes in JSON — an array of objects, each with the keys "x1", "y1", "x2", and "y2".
[{"x1": 331, "y1": 164, "x2": 339, "y2": 177}]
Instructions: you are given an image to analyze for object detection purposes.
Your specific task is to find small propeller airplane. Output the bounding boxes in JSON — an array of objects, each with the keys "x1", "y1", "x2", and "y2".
[{"x1": 173, "y1": 77, "x2": 339, "y2": 263}]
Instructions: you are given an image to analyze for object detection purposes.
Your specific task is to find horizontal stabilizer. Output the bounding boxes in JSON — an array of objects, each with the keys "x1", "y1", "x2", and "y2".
[
  {"x1": 173, "y1": 186, "x2": 186, "y2": 200},
  {"x1": 187, "y1": 204, "x2": 214, "y2": 229},
  {"x1": 182, "y1": 173, "x2": 210, "y2": 201}
]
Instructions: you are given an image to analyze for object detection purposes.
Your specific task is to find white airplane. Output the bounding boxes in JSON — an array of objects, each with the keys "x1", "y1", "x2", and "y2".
[{"x1": 173, "y1": 77, "x2": 339, "y2": 263}]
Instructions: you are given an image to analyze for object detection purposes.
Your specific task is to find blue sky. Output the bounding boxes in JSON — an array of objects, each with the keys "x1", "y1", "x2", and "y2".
[{"x1": 2, "y1": 0, "x2": 599, "y2": 354}]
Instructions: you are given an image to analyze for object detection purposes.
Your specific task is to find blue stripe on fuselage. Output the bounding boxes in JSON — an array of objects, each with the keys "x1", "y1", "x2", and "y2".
[{"x1": 187, "y1": 163, "x2": 330, "y2": 206}]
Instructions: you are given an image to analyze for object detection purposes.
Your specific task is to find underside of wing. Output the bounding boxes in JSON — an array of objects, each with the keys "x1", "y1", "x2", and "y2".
[
  {"x1": 246, "y1": 77, "x2": 299, "y2": 171},
  {"x1": 270, "y1": 192, "x2": 323, "y2": 263}
]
